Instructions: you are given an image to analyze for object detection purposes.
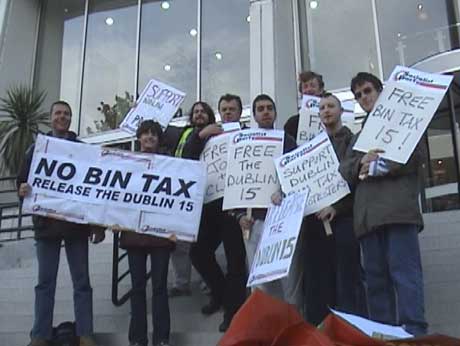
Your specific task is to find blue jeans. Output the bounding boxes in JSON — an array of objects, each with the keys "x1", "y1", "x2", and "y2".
[
  {"x1": 31, "y1": 237, "x2": 93, "y2": 339},
  {"x1": 127, "y1": 247, "x2": 171, "y2": 346},
  {"x1": 360, "y1": 224, "x2": 427, "y2": 336},
  {"x1": 333, "y1": 217, "x2": 367, "y2": 317}
]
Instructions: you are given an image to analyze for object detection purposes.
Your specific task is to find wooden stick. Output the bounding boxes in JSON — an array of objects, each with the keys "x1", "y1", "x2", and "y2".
[
  {"x1": 323, "y1": 219, "x2": 333, "y2": 236},
  {"x1": 243, "y1": 208, "x2": 252, "y2": 240}
]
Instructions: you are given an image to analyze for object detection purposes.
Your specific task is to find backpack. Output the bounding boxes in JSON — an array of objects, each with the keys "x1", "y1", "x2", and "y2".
[{"x1": 52, "y1": 321, "x2": 78, "y2": 346}]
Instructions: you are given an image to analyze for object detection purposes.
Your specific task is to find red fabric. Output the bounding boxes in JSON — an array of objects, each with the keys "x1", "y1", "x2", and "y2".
[{"x1": 218, "y1": 289, "x2": 304, "y2": 346}]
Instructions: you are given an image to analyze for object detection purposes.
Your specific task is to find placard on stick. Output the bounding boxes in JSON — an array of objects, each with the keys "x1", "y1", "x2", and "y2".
[
  {"x1": 222, "y1": 129, "x2": 284, "y2": 210},
  {"x1": 353, "y1": 65, "x2": 453, "y2": 164},
  {"x1": 120, "y1": 79, "x2": 186, "y2": 133},
  {"x1": 274, "y1": 131, "x2": 350, "y2": 216}
]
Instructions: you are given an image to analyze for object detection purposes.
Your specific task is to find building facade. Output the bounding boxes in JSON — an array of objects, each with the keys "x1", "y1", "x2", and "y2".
[{"x1": 1, "y1": 0, "x2": 460, "y2": 336}]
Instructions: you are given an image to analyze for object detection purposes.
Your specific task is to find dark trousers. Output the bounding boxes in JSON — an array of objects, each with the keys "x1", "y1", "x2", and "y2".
[
  {"x1": 127, "y1": 247, "x2": 171, "y2": 346},
  {"x1": 190, "y1": 200, "x2": 247, "y2": 320},
  {"x1": 303, "y1": 216, "x2": 336, "y2": 326},
  {"x1": 360, "y1": 225, "x2": 427, "y2": 336},
  {"x1": 333, "y1": 216, "x2": 367, "y2": 317}
]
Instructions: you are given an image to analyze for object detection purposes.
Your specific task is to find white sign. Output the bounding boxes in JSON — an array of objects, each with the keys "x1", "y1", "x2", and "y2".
[
  {"x1": 120, "y1": 79, "x2": 186, "y2": 133},
  {"x1": 297, "y1": 95, "x2": 322, "y2": 145},
  {"x1": 353, "y1": 65, "x2": 453, "y2": 164},
  {"x1": 200, "y1": 123, "x2": 241, "y2": 204},
  {"x1": 222, "y1": 129, "x2": 284, "y2": 210},
  {"x1": 247, "y1": 191, "x2": 307, "y2": 287},
  {"x1": 23, "y1": 135, "x2": 206, "y2": 242},
  {"x1": 274, "y1": 131, "x2": 350, "y2": 216}
]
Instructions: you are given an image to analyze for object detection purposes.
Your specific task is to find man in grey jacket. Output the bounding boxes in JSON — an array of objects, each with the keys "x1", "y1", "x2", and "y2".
[{"x1": 339, "y1": 72, "x2": 427, "y2": 336}]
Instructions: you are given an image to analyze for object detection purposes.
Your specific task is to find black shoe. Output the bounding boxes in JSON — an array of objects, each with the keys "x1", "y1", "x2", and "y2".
[
  {"x1": 201, "y1": 298, "x2": 222, "y2": 315},
  {"x1": 218, "y1": 318, "x2": 231, "y2": 333}
]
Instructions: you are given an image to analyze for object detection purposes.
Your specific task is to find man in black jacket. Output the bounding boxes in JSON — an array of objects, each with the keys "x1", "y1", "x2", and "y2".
[
  {"x1": 339, "y1": 73, "x2": 427, "y2": 336},
  {"x1": 18, "y1": 101, "x2": 104, "y2": 346},
  {"x1": 186, "y1": 94, "x2": 248, "y2": 333}
]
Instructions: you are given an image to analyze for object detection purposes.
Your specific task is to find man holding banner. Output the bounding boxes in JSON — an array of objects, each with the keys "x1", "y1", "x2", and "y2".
[
  {"x1": 186, "y1": 95, "x2": 248, "y2": 333},
  {"x1": 238, "y1": 94, "x2": 296, "y2": 298},
  {"x1": 340, "y1": 71, "x2": 435, "y2": 336},
  {"x1": 17, "y1": 101, "x2": 104, "y2": 346}
]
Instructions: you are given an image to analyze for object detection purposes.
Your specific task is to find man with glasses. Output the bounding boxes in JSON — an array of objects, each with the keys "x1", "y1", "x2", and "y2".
[{"x1": 339, "y1": 72, "x2": 427, "y2": 336}]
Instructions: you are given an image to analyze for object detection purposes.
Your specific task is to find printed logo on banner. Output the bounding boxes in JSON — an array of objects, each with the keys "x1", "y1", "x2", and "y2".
[{"x1": 394, "y1": 70, "x2": 447, "y2": 90}]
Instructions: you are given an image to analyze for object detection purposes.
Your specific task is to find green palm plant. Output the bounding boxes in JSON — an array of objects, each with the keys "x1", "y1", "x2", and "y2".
[{"x1": 0, "y1": 85, "x2": 50, "y2": 175}]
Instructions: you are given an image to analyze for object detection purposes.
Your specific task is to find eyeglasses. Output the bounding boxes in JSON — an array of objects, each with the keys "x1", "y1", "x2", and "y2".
[{"x1": 354, "y1": 86, "x2": 374, "y2": 100}]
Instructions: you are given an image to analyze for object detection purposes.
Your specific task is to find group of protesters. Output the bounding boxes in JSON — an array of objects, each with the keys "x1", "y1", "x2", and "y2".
[{"x1": 17, "y1": 69, "x2": 427, "y2": 346}]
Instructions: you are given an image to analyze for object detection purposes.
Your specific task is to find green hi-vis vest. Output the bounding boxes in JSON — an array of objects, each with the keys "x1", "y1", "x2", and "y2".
[{"x1": 175, "y1": 127, "x2": 194, "y2": 157}]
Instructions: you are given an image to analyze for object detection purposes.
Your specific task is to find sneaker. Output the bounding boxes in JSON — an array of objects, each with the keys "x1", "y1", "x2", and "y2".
[
  {"x1": 168, "y1": 286, "x2": 191, "y2": 297},
  {"x1": 27, "y1": 338, "x2": 49, "y2": 346},
  {"x1": 79, "y1": 336, "x2": 98, "y2": 346}
]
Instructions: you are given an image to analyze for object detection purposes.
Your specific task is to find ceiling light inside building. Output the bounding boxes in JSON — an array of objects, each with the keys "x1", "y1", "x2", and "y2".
[
  {"x1": 105, "y1": 17, "x2": 114, "y2": 26},
  {"x1": 190, "y1": 28, "x2": 198, "y2": 37},
  {"x1": 64, "y1": 8, "x2": 69, "y2": 13},
  {"x1": 417, "y1": 3, "x2": 423, "y2": 11},
  {"x1": 310, "y1": 1, "x2": 319, "y2": 9},
  {"x1": 246, "y1": 15, "x2": 251, "y2": 23},
  {"x1": 215, "y1": 52, "x2": 223, "y2": 60},
  {"x1": 164, "y1": 64, "x2": 171, "y2": 71},
  {"x1": 161, "y1": 1, "x2": 170, "y2": 10}
]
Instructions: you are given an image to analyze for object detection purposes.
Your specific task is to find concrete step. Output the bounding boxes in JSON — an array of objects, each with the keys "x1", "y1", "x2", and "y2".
[
  {"x1": 0, "y1": 310, "x2": 224, "y2": 333},
  {"x1": 0, "y1": 332, "x2": 223, "y2": 346}
]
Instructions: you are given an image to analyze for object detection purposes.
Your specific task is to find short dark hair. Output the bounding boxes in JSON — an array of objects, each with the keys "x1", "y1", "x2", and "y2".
[
  {"x1": 217, "y1": 94, "x2": 243, "y2": 115},
  {"x1": 136, "y1": 120, "x2": 163, "y2": 141},
  {"x1": 320, "y1": 92, "x2": 342, "y2": 108},
  {"x1": 252, "y1": 94, "x2": 276, "y2": 117},
  {"x1": 50, "y1": 100, "x2": 72, "y2": 117},
  {"x1": 298, "y1": 71, "x2": 325, "y2": 94},
  {"x1": 350, "y1": 72, "x2": 383, "y2": 94},
  {"x1": 189, "y1": 101, "x2": 216, "y2": 125}
]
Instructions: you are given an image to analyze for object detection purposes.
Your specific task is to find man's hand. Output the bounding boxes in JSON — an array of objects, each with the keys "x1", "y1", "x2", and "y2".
[
  {"x1": 239, "y1": 215, "x2": 254, "y2": 231},
  {"x1": 18, "y1": 183, "x2": 31, "y2": 198},
  {"x1": 316, "y1": 206, "x2": 336, "y2": 222},
  {"x1": 199, "y1": 124, "x2": 223, "y2": 139},
  {"x1": 359, "y1": 149, "x2": 384, "y2": 180},
  {"x1": 271, "y1": 190, "x2": 283, "y2": 206},
  {"x1": 90, "y1": 228, "x2": 105, "y2": 244}
]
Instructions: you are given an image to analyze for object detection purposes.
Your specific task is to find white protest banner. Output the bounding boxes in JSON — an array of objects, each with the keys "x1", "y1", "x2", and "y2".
[
  {"x1": 222, "y1": 129, "x2": 284, "y2": 210},
  {"x1": 353, "y1": 65, "x2": 453, "y2": 164},
  {"x1": 200, "y1": 124, "x2": 241, "y2": 203},
  {"x1": 23, "y1": 134, "x2": 206, "y2": 242},
  {"x1": 297, "y1": 95, "x2": 322, "y2": 145},
  {"x1": 247, "y1": 191, "x2": 307, "y2": 287},
  {"x1": 274, "y1": 131, "x2": 350, "y2": 216},
  {"x1": 120, "y1": 79, "x2": 186, "y2": 133}
]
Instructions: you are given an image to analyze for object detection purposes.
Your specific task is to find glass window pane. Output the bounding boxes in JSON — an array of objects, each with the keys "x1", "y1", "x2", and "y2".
[
  {"x1": 422, "y1": 86, "x2": 460, "y2": 212},
  {"x1": 202, "y1": 0, "x2": 250, "y2": 113},
  {"x1": 35, "y1": 0, "x2": 85, "y2": 133},
  {"x1": 304, "y1": 0, "x2": 379, "y2": 90},
  {"x1": 138, "y1": 0, "x2": 197, "y2": 119},
  {"x1": 80, "y1": 0, "x2": 137, "y2": 136},
  {"x1": 376, "y1": 0, "x2": 454, "y2": 79}
]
